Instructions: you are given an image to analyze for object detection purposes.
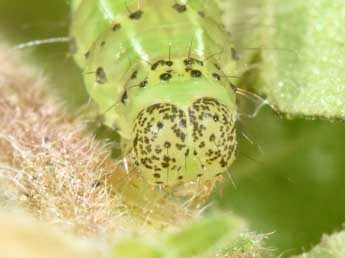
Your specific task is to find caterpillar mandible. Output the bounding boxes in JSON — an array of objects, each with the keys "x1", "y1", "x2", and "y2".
[{"x1": 70, "y1": 0, "x2": 238, "y2": 187}]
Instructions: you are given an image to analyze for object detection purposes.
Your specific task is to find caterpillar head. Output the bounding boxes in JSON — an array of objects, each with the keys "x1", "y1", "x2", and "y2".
[{"x1": 131, "y1": 97, "x2": 237, "y2": 186}]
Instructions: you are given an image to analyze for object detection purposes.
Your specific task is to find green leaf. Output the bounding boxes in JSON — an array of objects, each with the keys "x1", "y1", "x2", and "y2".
[
  {"x1": 166, "y1": 215, "x2": 242, "y2": 257},
  {"x1": 225, "y1": 0, "x2": 345, "y2": 119},
  {"x1": 109, "y1": 214, "x2": 266, "y2": 258},
  {"x1": 292, "y1": 231, "x2": 345, "y2": 258}
]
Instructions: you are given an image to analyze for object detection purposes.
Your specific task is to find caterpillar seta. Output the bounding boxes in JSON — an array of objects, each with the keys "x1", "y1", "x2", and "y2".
[{"x1": 70, "y1": 0, "x2": 239, "y2": 187}]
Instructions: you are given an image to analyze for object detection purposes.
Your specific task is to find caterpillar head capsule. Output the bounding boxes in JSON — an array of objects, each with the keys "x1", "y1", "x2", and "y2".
[{"x1": 131, "y1": 97, "x2": 237, "y2": 186}]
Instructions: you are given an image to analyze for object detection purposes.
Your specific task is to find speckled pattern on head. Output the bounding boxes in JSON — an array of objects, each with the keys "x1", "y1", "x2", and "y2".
[{"x1": 71, "y1": 0, "x2": 238, "y2": 186}]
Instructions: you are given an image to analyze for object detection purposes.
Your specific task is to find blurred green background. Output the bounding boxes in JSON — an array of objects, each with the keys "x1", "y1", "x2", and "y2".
[{"x1": 1, "y1": 1, "x2": 345, "y2": 257}]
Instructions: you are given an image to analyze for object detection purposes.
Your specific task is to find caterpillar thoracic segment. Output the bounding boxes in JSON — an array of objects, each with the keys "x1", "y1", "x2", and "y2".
[{"x1": 70, "y1": 0, "x2": 238, "y2": 187}]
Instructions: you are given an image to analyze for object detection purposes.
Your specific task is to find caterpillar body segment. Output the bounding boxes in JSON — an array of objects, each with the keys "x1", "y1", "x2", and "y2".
[{"x1": 71, "y1": 0, "x2": 238, "y2": 186}]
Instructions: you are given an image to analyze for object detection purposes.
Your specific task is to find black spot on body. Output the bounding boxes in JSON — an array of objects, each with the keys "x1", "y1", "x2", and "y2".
[
  {"x1": 184, "y1": 58, "x2": 204, "y2": 67},
  {"x1": 100, "y1": 40, "x2": 106, "y2": 47},
  {"x1": 112, "y1": 23, "x2": 121, "y2": 31},
  {"x1": 184, "y1": 59, "x2": 193, "y2": 66},
  {"x1": 151, "y1": 60, "x2": 165, "y2": 70},
  {"x1": 212, "y1": 73, "x2": 221, "y2": 81},
  {"x1": 121, "y1": 91, "x2": 128, "y2": 104},
  {"x1": 166, "y1": 61, "x2": 173, "y2": 66},
  {"x1": 191, "y1": 70, "x2": 202, "y2": 78},
  {"x1": 199, "y1": 142, "x2": 206, "y2": 148},
  {"x1": 163, "y1": 156, "x2": 171, "y2": 162},
  {"x1": 140, "y1": 79, "x2": 148, "y2": 87},
  {"x1": 84, "y1": 51, "x2": 90, "y2": 59},
  {"x1": 129, "y1": 10, "x2": 143, "y2": 20},
  {"x1": 173, "y1": 4, "x2": 187, "y2": 13},
  {"x1": 96, "y1": 67, "x2": 107, "y2": 84},
  {"x1": 160, "y1": 73, "x2": 172, "y2": 81},
  {"x1": 220, "y1": 159, "x2": 227, "y2": 168}
]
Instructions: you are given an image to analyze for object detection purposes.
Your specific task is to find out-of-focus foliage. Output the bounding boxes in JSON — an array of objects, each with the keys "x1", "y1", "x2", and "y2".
[
  {"x1": 110, "y1": 215, "x2": 263, "y2": 258},
  {"x1": 293, "y1": 231, "x2": 345, "y2": 258}
]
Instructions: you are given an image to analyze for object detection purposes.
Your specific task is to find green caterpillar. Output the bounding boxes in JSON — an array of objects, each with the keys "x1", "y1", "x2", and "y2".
[{"x1": 70, "y1": 0, "x2": 238, "y2": 187}]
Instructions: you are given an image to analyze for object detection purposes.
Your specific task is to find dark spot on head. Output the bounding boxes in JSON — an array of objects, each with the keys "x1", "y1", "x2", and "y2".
[
  {"x1": 209, "y1": 134, "x2": 216, "y2": 141},
  {"x1": 231, "y1": 48, "x2": 240, "y2": 60},
  {"x1": 160, "y1": 72, "x2": 172, "y2": 81},
  {"x1": 197, "y1": 174, "x2": 203, "y2": 177},
  {"x1": 198, "y1": 142, "x2": 206, "y2": 148},
  {"x1": 129, "y1": 10, "x2": 143, "y2": 20},
  {"x1": 163, "y1": 156, "x2": 171, "y2": 162},
  {"x1": 173, "y1": 3, "x2": 187, "y2": 13},
  {"x1": 191, "y1": 70, "x2": 202, "y2": 78},
  {"x1": 140, "y1": 79, "x2": 148, "y2": 87},
  {"x1": 166, "y1": 60, "x2": 173, "y2": 66},
  {"x1": 178, "y1": 175, "x2": 183, "y2": 180},
  {"x1": 151, "y1": 60, "x2": 165, "y2": 70},
  {"x1": 220, "y1": 159, "x2": 227, "y2": 168},
  {"x1": 212, "y1": 73, "x2": 221, "y2": 81},
  {"x1": 96, "y1": 67, "x2": 107, "y2": 84},
  {"x1": 121, "y1": 91, "x2": 128, "y2": 104},
  {"x1": 112, "y1": 23, "x2": 121, "y2": 31},
  {"x1": 184, "y1": 58, "x2": 193, "y2": 66}
]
